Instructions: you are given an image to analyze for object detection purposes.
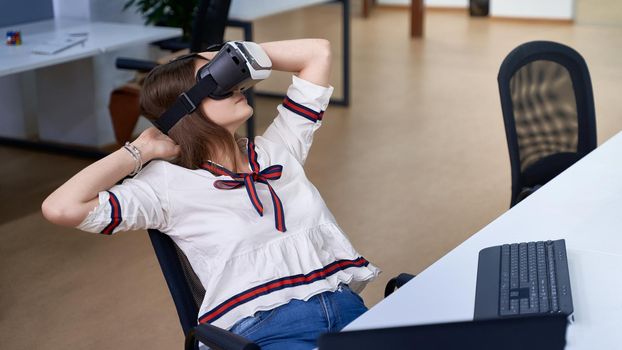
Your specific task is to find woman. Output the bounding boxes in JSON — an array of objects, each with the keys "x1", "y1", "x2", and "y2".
[{"x1": 42, "y1": 39, "x2": 380, "y2": 350}]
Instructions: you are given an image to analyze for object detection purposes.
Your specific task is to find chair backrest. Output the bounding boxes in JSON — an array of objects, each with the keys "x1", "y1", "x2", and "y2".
[
  {"x1": 147, "y1": 229, "x2": 206, "y2": 336},
  {"x1": 497, "y1": 41, "x2": 597, "y2": 207},
  {"x1": 190, "y1": 0, "x2": 232, "y2": 52},
  {"x1": 154, "y1": 0, "x2": 231, "y2": 52}
]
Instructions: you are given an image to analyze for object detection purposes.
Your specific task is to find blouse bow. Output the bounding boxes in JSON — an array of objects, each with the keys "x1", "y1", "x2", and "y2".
[{"x1": 201, "y1": 141, "x2": 286, "y2": 232}]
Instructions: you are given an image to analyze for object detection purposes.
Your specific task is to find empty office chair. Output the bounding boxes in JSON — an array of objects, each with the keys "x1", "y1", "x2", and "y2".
[
  {"x1": 148, "y1": 229, "x2": 259, "y2": 350},
  {"x1": 498, "y1": 41, "x2": 597, "y2": 207}
]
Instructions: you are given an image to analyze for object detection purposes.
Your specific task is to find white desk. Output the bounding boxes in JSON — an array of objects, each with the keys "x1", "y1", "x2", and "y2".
[
  {"x1": 0, "y1": 19, "x2": 181, "y2": 147},
  {"x1": 345, "y1": 131, "x2": 622, "y2": 349},
  {"x1": 0, "y1": 19, "x2": 181, "y2": 76}
]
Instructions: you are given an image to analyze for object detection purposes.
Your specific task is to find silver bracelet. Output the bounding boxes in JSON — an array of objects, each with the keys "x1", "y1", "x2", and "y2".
[{"x1": 123, "y1": 142, "x2": 143, "y2": 176}]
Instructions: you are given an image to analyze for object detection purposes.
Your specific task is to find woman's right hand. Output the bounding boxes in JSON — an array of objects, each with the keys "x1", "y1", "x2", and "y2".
[
  {"x1": 42, "y1": 126, "x2": 179, "y2": 227},
  {"x1": 132, "y1": 127, "x2": 181, "y2": 162}
]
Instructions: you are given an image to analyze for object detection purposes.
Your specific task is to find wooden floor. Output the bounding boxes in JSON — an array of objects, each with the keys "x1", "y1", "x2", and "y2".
[{"x1": 2, "y1": 6, "x2": 622, "y2": 349}]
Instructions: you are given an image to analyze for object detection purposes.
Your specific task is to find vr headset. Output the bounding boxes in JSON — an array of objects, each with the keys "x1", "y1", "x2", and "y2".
[{"x1": 153, "y1": 41, "x2": 272, "y2": 134}]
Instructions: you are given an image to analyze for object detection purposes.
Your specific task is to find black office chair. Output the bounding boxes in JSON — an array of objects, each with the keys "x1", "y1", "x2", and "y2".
[
  {"x1": 498, "y1": 41, "x2": 597, "y2": 207},
  {"x1": 119, "y1": 0, "x2": 231, "y2": 65},
  {"x1": 148, "y1": 229, "x2": 259, "y2": 350},
  {"x1": 149, "y1": 226, "x2": 414, "y2": 349},
  {"x1": 117, "y1": 0, "x2": 230, "y2": 69},
  {"x1": 153, "y1": 0, "x2": 231, "y2": 53}
]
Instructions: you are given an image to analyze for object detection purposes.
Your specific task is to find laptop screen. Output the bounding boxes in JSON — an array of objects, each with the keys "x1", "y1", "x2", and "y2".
[{"x1": 318, "y1": 314, "x2": 568, "y2": 350}]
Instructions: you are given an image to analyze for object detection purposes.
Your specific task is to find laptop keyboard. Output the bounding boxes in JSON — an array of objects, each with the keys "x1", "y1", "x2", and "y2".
[{"x1": 499, "y1": 240, "x2": 571, "y2": 316}]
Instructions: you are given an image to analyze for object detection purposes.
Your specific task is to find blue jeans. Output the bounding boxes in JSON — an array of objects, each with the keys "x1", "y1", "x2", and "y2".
[{"x1": 228, "y1": 284, "x2": 368, "y2": 350}]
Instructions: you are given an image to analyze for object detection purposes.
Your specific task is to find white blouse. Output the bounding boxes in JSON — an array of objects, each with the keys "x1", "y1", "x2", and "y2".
[{"x1": 77, "y1": 75, "x2": 381, "y2": 330}]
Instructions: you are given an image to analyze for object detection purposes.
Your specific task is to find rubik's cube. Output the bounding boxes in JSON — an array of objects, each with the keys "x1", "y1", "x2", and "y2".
[{"x1": 6, "y1": 31, "x2": 22, "y2": 45}]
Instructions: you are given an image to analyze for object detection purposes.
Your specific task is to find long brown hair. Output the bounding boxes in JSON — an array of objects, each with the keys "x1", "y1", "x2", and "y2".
[{"x1": 140, "y1": 57, "x2": 242, "y2": 170}]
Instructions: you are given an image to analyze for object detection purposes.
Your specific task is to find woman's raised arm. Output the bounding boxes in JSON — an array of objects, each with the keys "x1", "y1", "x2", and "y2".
[
  {"x1": 41, "y1": 127, "x2": 179, "y2": 227},
  {"x1": 259, "y1": 39, "x2": 332, "y2": 87}
]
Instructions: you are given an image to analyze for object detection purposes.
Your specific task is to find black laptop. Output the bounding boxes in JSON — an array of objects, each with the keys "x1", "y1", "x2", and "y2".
[
  {"x1": 318, "y1": 314, "x2": 568, "y2": 350},
  {"x1": 319, "y1": 239, "x2": 574, "y2": 350}
]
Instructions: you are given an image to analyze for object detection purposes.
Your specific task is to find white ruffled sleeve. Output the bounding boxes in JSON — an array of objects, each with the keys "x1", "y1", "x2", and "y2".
[
  {"x1": 76, "y1": 161, "x2": 172, "y2": 235},
  {"x1": 262, "y1": 75, "x2": 334, "y2": 164}
]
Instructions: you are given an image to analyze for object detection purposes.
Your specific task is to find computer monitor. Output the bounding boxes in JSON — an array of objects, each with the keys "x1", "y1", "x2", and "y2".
[{"x1": 318, "y1": 314, "x2": 568, "y2": 350}]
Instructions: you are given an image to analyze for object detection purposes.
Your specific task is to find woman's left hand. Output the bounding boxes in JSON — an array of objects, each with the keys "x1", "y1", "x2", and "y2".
[{"x1": 132, "y1": 127, "x2": 181, "y2": 162}]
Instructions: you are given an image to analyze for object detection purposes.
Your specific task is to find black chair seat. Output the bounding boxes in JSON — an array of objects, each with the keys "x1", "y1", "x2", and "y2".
[
  {"x1": 153, "y1": 37, "x2": 191, "y2": 52},
  {"x1": 115, "y1": 57, "x2": 159, "y2": 72},
  {"x1": 521, "y1": 152, "x2": 584, "y2": 188}
]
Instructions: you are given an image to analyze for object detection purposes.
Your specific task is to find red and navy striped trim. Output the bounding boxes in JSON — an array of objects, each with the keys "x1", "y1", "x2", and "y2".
[
  {"x1": 267, "y1": 184, "x2": 285, "y2": 232},
  {"x1": 201, "y1": 141, "x2": 287, "y2": 232},
  {"x1": 201, "y1": 162, "x2": 237, "y2": 178},
  {"x1": 248, "y1": 140, "x2": 261, "y2": 173},
  {"x1": 100, "y1": 191, "x2": 121, "y2": 235},
  {"x1": 283, "y1": 96, "x2": 324, "y2": 123},
  {"x1": 198, "y1": 257, "x2": 369, "y2": 324}
]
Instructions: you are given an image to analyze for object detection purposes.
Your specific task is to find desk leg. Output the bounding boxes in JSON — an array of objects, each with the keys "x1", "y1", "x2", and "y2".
[
  {"x1": 411, "y1": 0, "x2": 424, "y2": 38},
  {"x1": 339, "y1": 0, "x2": 351, "y2": 106}
]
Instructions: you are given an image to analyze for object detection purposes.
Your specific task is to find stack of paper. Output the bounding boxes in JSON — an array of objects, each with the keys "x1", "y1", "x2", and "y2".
[{"x1": 31, "y1": 36, "x2": 88, "y2": 55}]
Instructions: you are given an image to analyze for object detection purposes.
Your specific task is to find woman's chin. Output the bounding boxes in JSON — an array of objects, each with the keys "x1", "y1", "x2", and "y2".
[
  {"x1": 241, "y1": 108, "x2": 254, "y2": 122},
  {"x1": 230, "y1": 110, "x2": 255, "y2": 132}
]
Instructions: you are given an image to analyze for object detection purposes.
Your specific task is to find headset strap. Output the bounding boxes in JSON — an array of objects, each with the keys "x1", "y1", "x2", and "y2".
[{"x1": 153, "y1": 74, "x2": 218, "y2": 134}]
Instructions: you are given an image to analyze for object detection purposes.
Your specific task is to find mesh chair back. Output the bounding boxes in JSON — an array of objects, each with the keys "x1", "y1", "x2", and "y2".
[
  {"x1": 174, "y1": 243, "x2": 207, "y2": 309},
  {"x1": 510, "y1": 60, "x2": 578, "y2": 171},
  {"x1": 148, "y1": 229, "x2": 206, "y2": 336},
  {"x1": 498, "y1": 41, "x2": 596, "y2": 207}
]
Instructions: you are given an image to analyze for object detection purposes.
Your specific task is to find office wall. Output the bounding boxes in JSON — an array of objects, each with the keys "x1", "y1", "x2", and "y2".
[
  {"x1": 51, "y1": 0, "x2": 91, "y2": 20},
  {"x1": 0, "y1": 0, "x2": 54, "y2": 27},
  {"x1": 490, "y1": 0, "x2": 574, "y2": 20},
  {"x1": 576, "y1": 0, "x2": 622, "y2": 25},
  {"x1": 376, "y1": 0, "x2": 575, "y2": 20},
  {"x1": 52, "y1": 0, "x2": 146, "y2": 23},
  {"x1": 378, "y1": 0, "x2": 468, "y2": 7}
]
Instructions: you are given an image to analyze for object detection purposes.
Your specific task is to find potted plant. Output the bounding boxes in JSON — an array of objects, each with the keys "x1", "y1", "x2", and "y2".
[{"x1": 123, "y1": 0, "x2": 198, "y2": 41}]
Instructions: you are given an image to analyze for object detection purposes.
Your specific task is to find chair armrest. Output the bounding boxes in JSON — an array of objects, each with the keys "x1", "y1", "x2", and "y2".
[
  {"x1": 514, "y1": 184, "x2": 542, "y2": 205},
  {"x1": 185, "y1": 323, "x2": 260, "y2": 350},
  {"x1": 115, "y1": 58, "x2": 159, "y2": 72},
  {"x1": 384, "y1": 273, "x2": 416, "y2": 297}
]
